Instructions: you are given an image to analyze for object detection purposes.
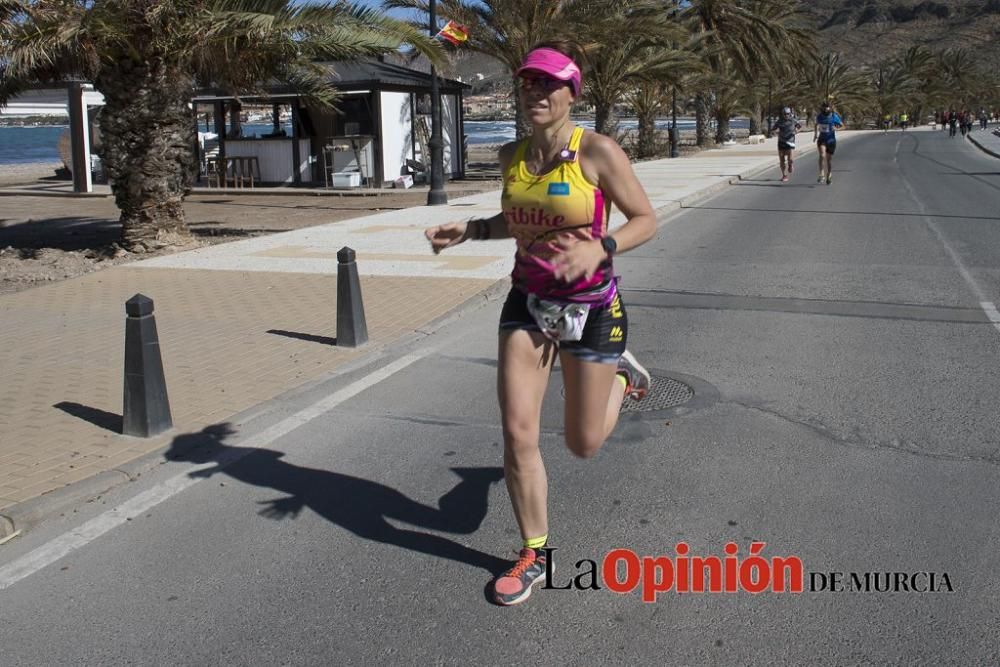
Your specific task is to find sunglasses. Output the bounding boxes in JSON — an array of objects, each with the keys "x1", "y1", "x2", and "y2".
[{"x1": 519, "y1": 74, "x2": 568, "y2": 93}]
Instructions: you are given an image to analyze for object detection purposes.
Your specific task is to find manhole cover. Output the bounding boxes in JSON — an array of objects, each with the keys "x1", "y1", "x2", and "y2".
[
  {"x1": 558, "y1": 372, "x2": 696, "y2": 413},
  {"x1": 620, "y1": 374, "x2": 694, "y2": 413}
]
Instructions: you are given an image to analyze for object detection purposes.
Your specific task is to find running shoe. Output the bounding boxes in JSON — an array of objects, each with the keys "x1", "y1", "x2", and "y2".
[
  {"x1": 617, "y1": 349, "x2": 651, "y2": 400},
  {"x1": 781, "y1": 175, "x2": 789, "y2": 182},
  {"x1": 493, "y1": 547, "x2": 548, "y2": 606},
  {"x1": 826, "y1": 174, "x2": 832, "y2": 185},
  {"x1": 817, "y1": 174, "x2": 824, "y2": 183}
]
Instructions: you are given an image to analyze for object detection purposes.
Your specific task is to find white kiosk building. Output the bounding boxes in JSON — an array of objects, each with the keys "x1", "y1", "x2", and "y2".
[{"x1": 191, "y1": 59, "x2": 470, "y2": 188}]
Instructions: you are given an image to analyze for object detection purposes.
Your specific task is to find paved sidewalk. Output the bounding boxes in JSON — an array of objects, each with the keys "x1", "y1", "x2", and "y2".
[
  {"x1": 967, "y1": 124, "x2": 1000, "y2": 159},
  {"x1": 0, "y1": 131, "x2": 848, "y2": 537}
]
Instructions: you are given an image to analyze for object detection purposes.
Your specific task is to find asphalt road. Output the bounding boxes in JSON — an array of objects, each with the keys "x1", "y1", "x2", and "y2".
[{"x1": 2, "y1": 129, "x2": 999, "y2": 665}]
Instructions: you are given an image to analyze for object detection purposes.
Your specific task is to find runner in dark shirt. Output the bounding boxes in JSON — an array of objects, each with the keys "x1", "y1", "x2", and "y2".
[{"x1": 768, "y1": 107, "x2": 802, "y2": 182}]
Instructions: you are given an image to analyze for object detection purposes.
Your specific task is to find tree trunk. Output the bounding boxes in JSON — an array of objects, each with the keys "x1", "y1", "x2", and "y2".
[
  {"x1": 714, "y1": 107, "x2": 731, "y2": 144},
  {"x1": 695, "y1": 94, "x2": 711, "y2": 147},
  {"x1": 513, "y1": 79, "x2": 531, "y2": 140},
  {"x1": 637, "y1": 107, "x2": 658, "y2": 159},
  {"x1": 594, "y1": 100, "x2": 614, "y2": 136},
  {"x1": 748, "y1": 103, "x2": 762, "y2": 135},
  {"x1": 96, "y1": 59, "x2": 198, "y2": 252}
]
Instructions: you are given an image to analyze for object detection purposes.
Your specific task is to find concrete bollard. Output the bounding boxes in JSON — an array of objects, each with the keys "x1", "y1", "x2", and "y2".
[
  {"x1": 337, "y1": 247, "x2": 368, "y2": 347},
  {"x1": 123, "y1": 294, "x2": 173, "y2": 437}
]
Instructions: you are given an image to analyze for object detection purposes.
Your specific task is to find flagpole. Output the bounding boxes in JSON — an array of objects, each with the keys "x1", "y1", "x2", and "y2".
[{"x1": 427, "y1": 0, "x2": 447, "y2": 205}]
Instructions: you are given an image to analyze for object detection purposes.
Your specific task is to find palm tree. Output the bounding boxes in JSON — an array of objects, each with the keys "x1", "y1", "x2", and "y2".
[
  {"x1": 794, "y1": 53, "x2": 872, "y2": 123},
  {"x1": 936, "y1": 48, "x2": 981, "y2": 110},
  {"x1": 684, "y1": 0, "x2": 813, "y2": 145},
  {"x1": 576, "y1": 0, "x2": 695, "y2": 136},
  {"x1": 892, "y1": 46, "x2": 936, "y2": 122},
  {"x1": 385, "y1": 0, "x2": 587, "y2": 138},
  {"x1": 626, "y1": 80, "x2": 669, "y2": 158},
  {"x1": 872, "y1": 62, "x2": 919, "y2": 123},
  {"x1": 1, "y1": 0, "x2": 439, "y2": 251}
]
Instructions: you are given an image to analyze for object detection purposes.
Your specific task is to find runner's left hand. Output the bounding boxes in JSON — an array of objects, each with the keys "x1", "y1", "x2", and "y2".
[{"x1": 552, "y1": 236, "x2": 605, "y2": 283}]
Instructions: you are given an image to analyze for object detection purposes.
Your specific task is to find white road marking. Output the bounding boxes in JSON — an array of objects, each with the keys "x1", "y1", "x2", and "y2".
[
  {"x1": 899, "y1": 166, "x2": 999, "y2": 334},
  {"x1": 0, "y1": 351, "x2": 429, "y2": 591},
  {"x1": 981, "y1": 302, "x2": 1000, "y2": 335}
]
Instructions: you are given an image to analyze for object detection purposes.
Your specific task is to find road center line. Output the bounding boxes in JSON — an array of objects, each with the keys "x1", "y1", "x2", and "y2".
[{"x1": 0, "y1": 351, "x2": 429, "y2": 592}]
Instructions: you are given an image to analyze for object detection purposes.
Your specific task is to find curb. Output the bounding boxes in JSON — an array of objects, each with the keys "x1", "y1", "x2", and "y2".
[
  {"x1": 967, "y1": 131, "x2": 1000, "y2": 159},
  {"x1": 0, "y1": 189, "x2": 111, "y2": 198},
  {"x1": 0, "y1": 148, "x2": 787, "y2": 543},
  {"x1": 0, "y1": 471, "x2": 130, "y2": 539}
]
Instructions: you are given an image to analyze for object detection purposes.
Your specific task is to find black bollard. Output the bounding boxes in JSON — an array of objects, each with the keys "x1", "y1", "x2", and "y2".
[
  {"x1": 123, "y1": 294, "x2": 173, "y2": 437},
  {"x1": 337, "y1": 247, "x2": 368, "y2": 347}
]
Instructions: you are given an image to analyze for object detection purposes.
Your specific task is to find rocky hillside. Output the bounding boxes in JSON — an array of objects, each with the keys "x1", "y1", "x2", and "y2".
[{"x1": 803, "y1": 0, "x2": 1000, "y2": 65}]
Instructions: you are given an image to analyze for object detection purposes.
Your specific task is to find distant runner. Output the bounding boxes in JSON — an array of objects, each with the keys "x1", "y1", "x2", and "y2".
[
  {"x1": 769, "y1": 107, "x2": 802, "y2": 182},
  {"x1": 814, "y1": 101, "x2": 843, "y2": 185}
]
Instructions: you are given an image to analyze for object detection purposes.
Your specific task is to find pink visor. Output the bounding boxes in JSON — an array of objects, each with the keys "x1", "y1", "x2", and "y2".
[{"x1": 516, "y1": 48, "x2": 582, "y2": 96}]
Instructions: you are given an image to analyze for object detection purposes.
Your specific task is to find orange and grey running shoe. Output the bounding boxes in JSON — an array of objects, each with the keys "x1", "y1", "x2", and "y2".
[
  {"x1": 617, "y1": 349, "x2": 651, "y2": 400},
  {"x1": 493, "y1": 548, "x2": 548, "y2": 606}
]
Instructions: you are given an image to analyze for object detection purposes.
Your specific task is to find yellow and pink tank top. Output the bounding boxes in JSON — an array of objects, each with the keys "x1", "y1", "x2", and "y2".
[{"x1": 501, "y1": 126, "x2": 614, "y2": 304}]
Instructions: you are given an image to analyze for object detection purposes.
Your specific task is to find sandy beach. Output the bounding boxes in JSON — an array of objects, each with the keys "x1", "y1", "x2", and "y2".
[{"x1": 0, "y1": 161, "x2": 64, "y2": 187}]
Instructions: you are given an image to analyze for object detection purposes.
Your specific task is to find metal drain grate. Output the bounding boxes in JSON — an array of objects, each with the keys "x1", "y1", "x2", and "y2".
[{"x1": 620, "y1": 374, "x2": 694, "y2": 413}]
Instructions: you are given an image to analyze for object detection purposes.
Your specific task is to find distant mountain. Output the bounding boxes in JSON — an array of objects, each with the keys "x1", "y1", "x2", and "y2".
[{"x1": 802, "y1": 0, "x2": 1000, "y2": 65}]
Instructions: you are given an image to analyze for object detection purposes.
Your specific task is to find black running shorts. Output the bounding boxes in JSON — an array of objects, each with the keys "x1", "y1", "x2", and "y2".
[
  {"x1": 499, "y1": 287, "x2": 628, "y2": 364},
  {"x1": 817, "y1": 139, "x2": 836, "y2": 155}
]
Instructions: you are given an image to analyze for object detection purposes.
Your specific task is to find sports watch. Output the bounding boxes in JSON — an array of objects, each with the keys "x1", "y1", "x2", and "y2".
[{"x1": 600, "y1": 235, "x2": 618, "y2": 258}]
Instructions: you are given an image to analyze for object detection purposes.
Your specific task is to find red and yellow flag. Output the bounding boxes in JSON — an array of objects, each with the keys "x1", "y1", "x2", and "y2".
[{"x1": 435, "y1": 20, "x2": 469, "y2": 45}]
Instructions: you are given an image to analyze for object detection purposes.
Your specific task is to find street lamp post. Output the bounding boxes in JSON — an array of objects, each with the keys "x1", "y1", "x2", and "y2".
[
  {"x1": 670, "y1": 87, "x2": 679, "y2": 158},
  {"x1": 427, "y1": 0, "x2": 447, "y2": 206}
]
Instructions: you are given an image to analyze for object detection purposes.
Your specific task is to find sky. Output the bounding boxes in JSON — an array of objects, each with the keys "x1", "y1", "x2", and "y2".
[{"x1": 348, "y1": 0, "x2": 415, "y2": 20}]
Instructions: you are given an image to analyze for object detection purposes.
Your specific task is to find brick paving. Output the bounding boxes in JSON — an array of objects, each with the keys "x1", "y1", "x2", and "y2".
[{"x1": 0, "y1": 267, "x2": 493, "y2": 510}]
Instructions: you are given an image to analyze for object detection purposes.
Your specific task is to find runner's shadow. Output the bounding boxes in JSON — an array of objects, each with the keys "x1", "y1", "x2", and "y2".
[{"x1": 165, "y1": 424, "x2": 508, "y2": 575}]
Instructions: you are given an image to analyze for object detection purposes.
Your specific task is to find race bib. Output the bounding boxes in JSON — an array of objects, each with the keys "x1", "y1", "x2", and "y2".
[{"x1": 817, "y1": 123, "x2": 831, "y2": 133}]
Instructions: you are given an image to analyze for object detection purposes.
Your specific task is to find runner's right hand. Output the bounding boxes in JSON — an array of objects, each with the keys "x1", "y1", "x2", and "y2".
[{"x1": 425, "y1": 221, "x2": 469, "y2": 254}]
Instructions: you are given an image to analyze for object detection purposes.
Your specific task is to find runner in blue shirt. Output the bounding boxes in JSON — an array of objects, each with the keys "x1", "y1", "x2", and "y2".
[{"x1": 814, "y1": 101, "x2": 843, "y2": 185}]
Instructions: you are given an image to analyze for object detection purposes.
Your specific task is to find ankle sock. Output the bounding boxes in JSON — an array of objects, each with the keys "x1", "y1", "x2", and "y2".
[{"x1": 524, "y1": 534, "x2": 548, "y2": 551}]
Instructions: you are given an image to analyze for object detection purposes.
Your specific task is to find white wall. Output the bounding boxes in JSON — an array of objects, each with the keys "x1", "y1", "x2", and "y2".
[
  {"x1": 226, "y1": 139, "x2": 310, "y2": 183},
  {"x1": 379, "y1": 91, "x2": 412, "y2": 183}
]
